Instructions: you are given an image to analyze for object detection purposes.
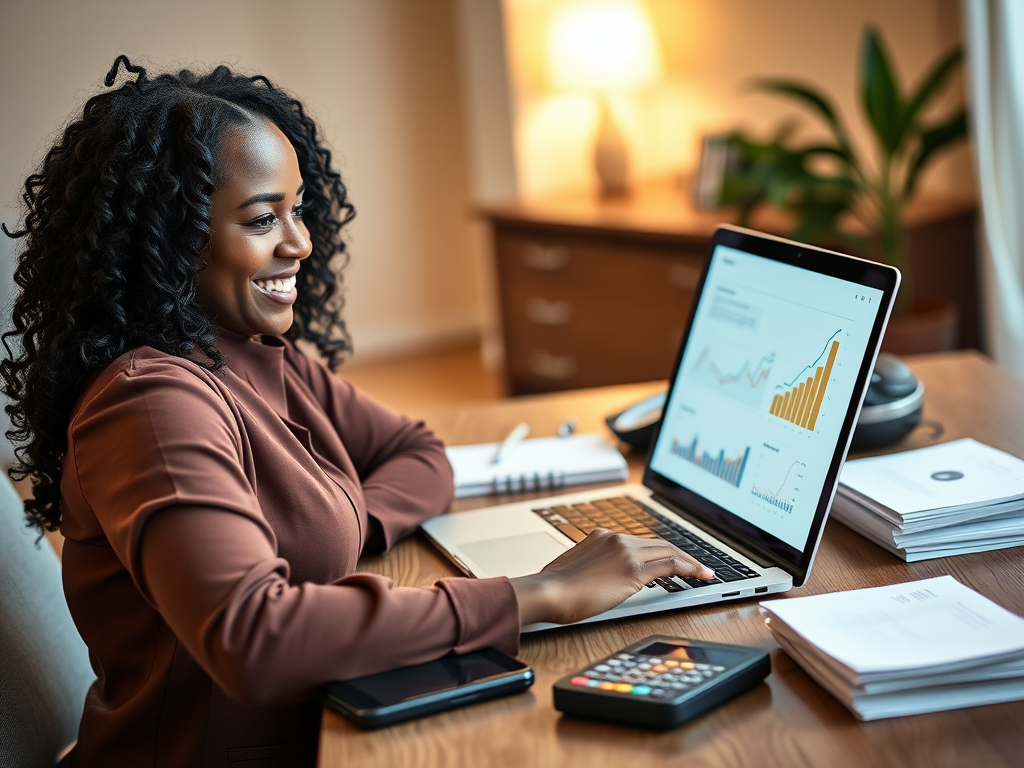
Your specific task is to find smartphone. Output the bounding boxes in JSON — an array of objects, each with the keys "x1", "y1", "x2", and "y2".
[{"x1": 324, "y1": 648, "x2": 534, "y2": 729}]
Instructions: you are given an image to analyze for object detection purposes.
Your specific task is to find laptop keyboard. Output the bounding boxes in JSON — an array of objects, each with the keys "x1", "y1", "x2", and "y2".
[{"x1": 532, "y1": 496, "x2": 760, "y2": 593}]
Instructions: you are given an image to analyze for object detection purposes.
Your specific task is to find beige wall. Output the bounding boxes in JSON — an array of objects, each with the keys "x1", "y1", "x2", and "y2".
[
  {"x1": 0, "y1": 0, "x2": 482, "y2": 362},
  {"x1": 503, "y1": 0, "x2": 975, "y2": 200}
]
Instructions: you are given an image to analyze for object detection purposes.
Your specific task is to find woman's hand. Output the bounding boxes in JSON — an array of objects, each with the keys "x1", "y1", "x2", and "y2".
[{"x1": 509, "y1": 529, "x2": 715, "y2": 626}]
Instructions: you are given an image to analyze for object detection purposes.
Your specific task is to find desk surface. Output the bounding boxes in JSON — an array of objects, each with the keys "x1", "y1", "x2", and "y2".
[{"x1": 319, "y1": 350, "x2": 1024, "y2": 768}]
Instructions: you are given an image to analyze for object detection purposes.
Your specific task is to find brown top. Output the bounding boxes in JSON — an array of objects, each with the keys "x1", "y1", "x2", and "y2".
[{"x1": 58, "y1": 332, "x2": 520, "y2": 768}]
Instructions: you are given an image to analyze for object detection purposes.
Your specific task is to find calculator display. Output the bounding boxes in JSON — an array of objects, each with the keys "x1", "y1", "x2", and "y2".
[{"x1": 637, "y1": 642, "x2": 748, "y2": 667}]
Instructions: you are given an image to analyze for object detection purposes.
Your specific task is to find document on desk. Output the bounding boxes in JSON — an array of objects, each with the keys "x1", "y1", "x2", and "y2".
[
  {"x1": 760, "y1": 576, "x2": 1024, "y2": 719},
  {"x1": 446, "y1": 433, "x2": 628, "y2": 498},
  {"x1": 839, "y1": 438, "x2": 1024, "y2": 521}
]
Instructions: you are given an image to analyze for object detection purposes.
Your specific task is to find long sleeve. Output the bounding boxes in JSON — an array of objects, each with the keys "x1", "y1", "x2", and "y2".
[{"x1": 62, "y1": 349, "x2": 520, "y2": 712}]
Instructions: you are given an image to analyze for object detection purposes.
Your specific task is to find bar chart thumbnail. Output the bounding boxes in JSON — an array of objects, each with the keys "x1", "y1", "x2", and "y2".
[
  {"x1": 750, "y1": 460, "x2": 804, "y2": 515},
  {"x1": 670, "y1": 435, "x2": 750, "y2": 487},
  {"x1": 770, "y1": 339, "x2": 840, "y2": 431}
]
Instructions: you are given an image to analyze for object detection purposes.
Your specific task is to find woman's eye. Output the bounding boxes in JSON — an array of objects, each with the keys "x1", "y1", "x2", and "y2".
[
  {"x1": 247, "y1": 213, "x2": 277, "y2": 228},
  {"x1": 292, "y1": 203, "x2": 304, "y2": 219}
]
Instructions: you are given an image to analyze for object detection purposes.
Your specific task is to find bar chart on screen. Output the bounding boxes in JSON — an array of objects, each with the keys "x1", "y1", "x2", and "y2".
[
  {"x1": 669, "y1": 434, "x2": 751, "y2": 488},
  {"x1": 750, "y1": 457, "x2": 806, "y2": 515},
  {"x1": 769, "y1": 331, "x2": 841, "y2": 431}
]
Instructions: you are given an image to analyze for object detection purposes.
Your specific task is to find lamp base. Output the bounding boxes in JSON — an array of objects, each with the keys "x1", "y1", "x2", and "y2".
[{"x1": 594, "y1": 96, "x2": 629, "y2": 197}]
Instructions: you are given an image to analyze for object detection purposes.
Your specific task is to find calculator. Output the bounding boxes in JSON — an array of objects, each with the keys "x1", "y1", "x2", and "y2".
[{"x1": 553, "y1": 635, "x2": 770, "y2": 729}]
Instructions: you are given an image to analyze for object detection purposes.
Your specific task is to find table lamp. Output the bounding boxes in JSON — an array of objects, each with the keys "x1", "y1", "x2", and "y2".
[{"x1": 547, "y1": 0, "x2": 663, "y2": 196}]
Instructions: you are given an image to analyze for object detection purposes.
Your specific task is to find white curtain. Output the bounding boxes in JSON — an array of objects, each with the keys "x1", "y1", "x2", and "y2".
[{"x1": 965, "y1": 0, "x2": 1024, "y2": 379}]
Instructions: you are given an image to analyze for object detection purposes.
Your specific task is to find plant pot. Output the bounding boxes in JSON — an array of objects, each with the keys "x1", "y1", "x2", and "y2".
[{"x1": 880, "y1": 299, "x2": 959, "y2": 355}]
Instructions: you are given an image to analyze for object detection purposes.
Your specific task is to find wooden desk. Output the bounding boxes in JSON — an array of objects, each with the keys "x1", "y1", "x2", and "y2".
[{"x1": 319, "y1": 350, "x2": 1024, "y2": 767}]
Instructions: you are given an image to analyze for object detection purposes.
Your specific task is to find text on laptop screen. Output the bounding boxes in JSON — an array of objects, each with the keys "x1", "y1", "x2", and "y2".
[{"x1": 649, "y1": 244, "x2": 885, "y2": 550}]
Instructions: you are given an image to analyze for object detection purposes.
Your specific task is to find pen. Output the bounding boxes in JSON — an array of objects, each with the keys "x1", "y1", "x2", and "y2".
[{"x1": 493, "y1": 422, "x2": 530, "y2": 465}]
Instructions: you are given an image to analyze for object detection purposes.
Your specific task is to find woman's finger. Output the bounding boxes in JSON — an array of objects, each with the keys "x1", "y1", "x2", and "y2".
[{"x1": 644, "y1": 554, "x2": 715, "y2": 581}]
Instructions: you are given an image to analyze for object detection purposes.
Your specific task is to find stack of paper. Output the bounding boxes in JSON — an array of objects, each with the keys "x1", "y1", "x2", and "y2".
[
  {"x1": 832, "y1": 439, "x2": 1024, "y2": 561},
  {"x1": 760, "y1": 576, "x2": 1024, "y2": 720},
  {"x1": 445, "y1": 433, "x2": 628, "y2": 498}
]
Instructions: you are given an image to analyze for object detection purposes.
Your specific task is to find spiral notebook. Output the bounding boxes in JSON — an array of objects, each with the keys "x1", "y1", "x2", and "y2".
[{"x1": 446, "y1": 433, "x2": 628, "y2": 498}]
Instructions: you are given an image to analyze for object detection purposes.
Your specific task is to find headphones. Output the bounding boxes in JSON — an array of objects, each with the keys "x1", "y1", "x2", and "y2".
[{"x1": 606, "y1": 353, "x2": 923, "y2": 452}]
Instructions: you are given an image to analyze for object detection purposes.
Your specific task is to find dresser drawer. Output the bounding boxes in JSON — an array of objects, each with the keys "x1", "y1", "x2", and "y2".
[{"x1": 493, "y1": 227, "x2": 707, "y2": 393}]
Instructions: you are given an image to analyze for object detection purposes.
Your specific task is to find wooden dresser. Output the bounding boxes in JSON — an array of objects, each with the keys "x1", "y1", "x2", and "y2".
[{"x1": 479, "y1": 185, "x2": 979, "y2": 395}]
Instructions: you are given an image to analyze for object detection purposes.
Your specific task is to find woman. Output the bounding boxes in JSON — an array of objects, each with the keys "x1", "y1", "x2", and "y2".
[{"x1": 2, "y1": 57, "x2": 711, "y2": 767}]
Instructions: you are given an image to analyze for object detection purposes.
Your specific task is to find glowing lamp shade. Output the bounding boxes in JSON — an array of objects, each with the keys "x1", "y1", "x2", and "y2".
[
  {"x1": 547, "y1": 0, "x2": 662, "y2": 93},
  {"x1": 545, "y1": 0, "x2": 663, "y2": 195}
]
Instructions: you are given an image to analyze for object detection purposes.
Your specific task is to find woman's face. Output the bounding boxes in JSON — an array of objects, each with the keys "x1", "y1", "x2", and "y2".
[{"x1": 199, "y1": 119, "x2": 312, "y2": 337}]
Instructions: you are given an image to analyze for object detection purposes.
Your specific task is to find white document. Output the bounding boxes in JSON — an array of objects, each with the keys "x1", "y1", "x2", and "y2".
[
  {"x1": 760, "y1": 576, "x2": 1024, "y2": 681},
  {"x1": 838, "y1": 439, "x2": 1024, "y2": 518},
  {"x1": 445, "y1": 433, "x2": 628, "y2": 498}
]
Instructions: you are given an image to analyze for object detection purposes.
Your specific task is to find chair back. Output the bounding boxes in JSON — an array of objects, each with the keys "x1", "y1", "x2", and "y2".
[{"x1": 0, "y1": 477, "x2": 94, "y2": 768}]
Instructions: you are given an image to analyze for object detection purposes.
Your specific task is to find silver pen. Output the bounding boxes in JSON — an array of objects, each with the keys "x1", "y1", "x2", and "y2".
[{"x1": 492, "y1": 422, "x2": 530, "y2": 465}]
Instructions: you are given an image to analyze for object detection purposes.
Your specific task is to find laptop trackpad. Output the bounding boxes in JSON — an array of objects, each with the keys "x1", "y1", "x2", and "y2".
[{"x1": 459, "y1": 531, "x2": 571, "y2": 579}]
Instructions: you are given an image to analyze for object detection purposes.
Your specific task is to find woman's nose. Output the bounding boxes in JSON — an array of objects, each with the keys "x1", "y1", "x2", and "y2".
[{"x1": 278, "y1": 218, "x2": 312, "y2": 260}]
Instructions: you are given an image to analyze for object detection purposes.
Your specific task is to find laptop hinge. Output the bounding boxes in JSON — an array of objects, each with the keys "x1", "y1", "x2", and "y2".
[{"x1": 651, "y1": 493, "x2": 778, "y2": 570}]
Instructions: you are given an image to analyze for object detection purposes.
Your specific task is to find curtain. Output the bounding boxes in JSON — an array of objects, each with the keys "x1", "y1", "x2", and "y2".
[{"x1": 964, "y1": 0, "x2": 1024, "y2": 379}]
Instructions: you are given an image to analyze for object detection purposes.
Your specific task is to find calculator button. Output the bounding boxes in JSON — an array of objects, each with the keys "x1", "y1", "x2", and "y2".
[
  {"x1": 599, "y1": 682, "x2": 616, "y2": 691},
  {"x1": 614, "y1": 683, "x2": 633, "y2": 693},
  {"x1": 712, "y1": 666, "x2": 726, "y2": 672},
  {"x1": 595, "y1": 664, "x2": 611, "y2": 672},
  {"x1": 648, "y1": 658, "x2": 663, "y2": 664},
  {"x1": 631, "y1": 685, "x2": 652, "y2": 696},
  {"x1": 571, "y1": 677, "x2": 590, "y2": 686},
  {"x1": 679, "y1": 662, "x2": 696, "y2": 670},
  {"x1": 638, "y1": 663, "x2": 652, "y2": 671},
  {"x1": 586, "y1": 680, "x2": 601, "y2": 688},
  {"x1": 649, "y1": 688, "x2": 670, "y2": 699},
  {"x1": 652, "y1": 664, "x2": 669, "y2": 673},
  {"x1": 696, "y1": 663, "x2": 711, "y2": 670},
  {"x1": 617, "y1": 654, "x2": 634, "y2": 660},
  {"x1": 606, "y1": 659, "x2": 622, "y2": 667},
  {"x1": 664, "y1": 660, "x2": 679, "y2": 667},
  {"x1": 622, "y1": 661, "x2": 638, "y2": 669}
]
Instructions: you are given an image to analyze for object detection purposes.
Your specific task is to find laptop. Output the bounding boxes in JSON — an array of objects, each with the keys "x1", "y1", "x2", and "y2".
[{"x1": 422, "y1": 225, "x2": 900, "y2": 631}]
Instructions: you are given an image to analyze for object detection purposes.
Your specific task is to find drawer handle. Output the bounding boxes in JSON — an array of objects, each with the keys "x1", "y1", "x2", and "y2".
[
  {"x1": 525, "y1": 298, "x2": 573, "y2": 326},
  {"x1": 668, "y1": 262, "x2": 701, "y2": 288},
  {"x1": 521, "y1": 244, "x2": 569, "y2": 271},
  {"x1": 528, "y1": 351, "x2": 578, "y2": 380}
]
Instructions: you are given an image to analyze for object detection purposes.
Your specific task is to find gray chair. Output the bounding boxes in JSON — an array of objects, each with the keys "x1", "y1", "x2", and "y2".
[{"x1": 0, "y1": 476, "x2": 94, "y2": 767}]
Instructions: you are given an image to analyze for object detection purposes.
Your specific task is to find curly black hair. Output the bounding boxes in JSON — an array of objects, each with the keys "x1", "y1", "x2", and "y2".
[{"x1": 1, "y1": 55, "x2": 355, "y2": 533}]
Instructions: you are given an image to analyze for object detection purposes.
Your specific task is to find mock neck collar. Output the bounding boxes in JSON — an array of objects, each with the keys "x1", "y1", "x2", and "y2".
[{"x1": 214, "y1": 329, "x2": 288, "y2": 415}]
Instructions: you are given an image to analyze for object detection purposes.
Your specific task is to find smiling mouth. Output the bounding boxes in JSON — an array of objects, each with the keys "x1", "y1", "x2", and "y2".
[{"x1": 252, "y1": 275, "x2": 297, "y2": 302}]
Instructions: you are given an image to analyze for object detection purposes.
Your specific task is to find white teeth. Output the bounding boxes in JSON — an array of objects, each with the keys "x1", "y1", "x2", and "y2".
[{"x1": 254, "y1": 275, "x2": 296, "y2": 294}]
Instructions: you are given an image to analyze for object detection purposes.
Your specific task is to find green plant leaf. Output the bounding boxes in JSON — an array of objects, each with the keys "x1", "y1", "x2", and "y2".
[
  {"x1": 902, "y1": 110, "x2": 968, "y2": 199},
  {"x1": 753, "y1": 79, "x2": 857, "y2": 161},
  {"x1": 900, "y1": 48, "x2": 963, "y2": 139},
  {"x1": 860, "y1": 27, "x2": 904, "y2": 154}
]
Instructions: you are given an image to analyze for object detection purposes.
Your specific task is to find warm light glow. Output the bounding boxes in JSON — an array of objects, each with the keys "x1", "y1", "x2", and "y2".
[{"x1": 547, "y1": 0, "x2": 663, "y2": 93}]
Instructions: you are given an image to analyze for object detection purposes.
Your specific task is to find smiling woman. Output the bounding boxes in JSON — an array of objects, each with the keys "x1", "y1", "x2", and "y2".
[
  {"x1": 200, "y1": 120, "x2": 313, "y2": 337},
  {"x1": 0, "y1": 56, "x2": 709, "y2": 768}
]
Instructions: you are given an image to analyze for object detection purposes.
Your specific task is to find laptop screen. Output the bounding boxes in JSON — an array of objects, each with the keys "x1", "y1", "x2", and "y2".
[{"x1": 645, "y1": 228, "x2": 897, "y2": 583}]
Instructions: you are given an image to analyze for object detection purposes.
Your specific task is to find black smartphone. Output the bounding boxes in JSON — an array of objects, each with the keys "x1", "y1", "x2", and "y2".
[{"x1": 324, "y1": 648, "x2": 534, "y2": 729}]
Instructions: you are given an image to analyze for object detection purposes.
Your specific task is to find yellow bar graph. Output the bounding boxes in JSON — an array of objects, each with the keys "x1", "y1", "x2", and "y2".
[
  {"x1": 800, "y1": 366, "x2": 824, "y2": 428},
  {"x1": 769, "y1": 339, "x2": 840, "y2": 432},
  {"x1": 795, "y1": 375, "x2": 814, "y2": 426},
  {"x1": 786, "y1": 383, "x2": 804, "y2": 421},
  {"x1": 807, "y1": 340, "x2": 840, "y2": 430}
]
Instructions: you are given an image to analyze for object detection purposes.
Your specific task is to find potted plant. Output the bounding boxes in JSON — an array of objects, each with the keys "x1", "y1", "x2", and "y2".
[{"x1": 721, "y1": 27, "x2": 968, "y2": 350}]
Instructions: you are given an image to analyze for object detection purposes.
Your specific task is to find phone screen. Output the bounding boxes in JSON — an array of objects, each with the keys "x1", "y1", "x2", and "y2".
[{"x1": 334, "y1": 650, "x2": 526, "y2": 708}]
